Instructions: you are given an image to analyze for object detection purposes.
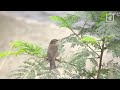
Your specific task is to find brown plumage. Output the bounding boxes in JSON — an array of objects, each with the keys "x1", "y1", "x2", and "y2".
[{"x1": 47, "y1": 39, "x2": 59, "y2": 70}]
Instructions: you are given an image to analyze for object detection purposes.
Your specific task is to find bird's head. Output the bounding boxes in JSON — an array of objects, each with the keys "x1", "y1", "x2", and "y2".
[{"x1": 50, "y1": 39, "x2": 59, "y2": 44}]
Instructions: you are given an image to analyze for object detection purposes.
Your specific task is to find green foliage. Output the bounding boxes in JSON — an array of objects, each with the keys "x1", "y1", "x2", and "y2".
[
  {"x1": 49, "y1": 14, "x2": 80, "y2": 29},
  {"x1": 0, "y1": 40, "x2": 47, "y2": 59},
  {"x1": 3, "y1": 40, "x2": 61, "y2": 79},
  {"x1": 107, "y1": 39, "x2": 120, "y2": 57},
  {"x1": 49, "y1": 16, "x2": 71, "y2": 29},
  {"x1": 49, "y1": 11, "x2": 120, "y2": 79},
  {"x1": 11, "y1": 40, "x2": 46, "y2": 58},
  {"x1": 60, "y1": 34, "x2": 84, "y2": 48},
  {"x1": 9, "y1": 58, "x2": 49, "y2": 79},
  {"x1": 0, "y1": 51, "x2": 17, "y2": 58},
  {"x1": 80, "y1": 36, "x2": 97, "y2": 45},
  {"x1": 69, "y1": 49, "x2": 88, "y2": 77}
]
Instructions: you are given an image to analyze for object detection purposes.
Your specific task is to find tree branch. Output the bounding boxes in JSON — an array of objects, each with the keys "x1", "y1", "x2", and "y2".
[
  {"x1": 68, "y1": 27, "x2": 100, "y2": 57},
  {"x1": 87, "y1": 57, "x2": 100, "y2": 59},
  {"x1": 97, "y1": 38, "x2": 105, "y2": 79},
  {"x1": 65, "y1": 19, "x2": 100, "y2": 57},
  {"x1": 78, "y1": 20, "x2": 88, "y2": 36}
]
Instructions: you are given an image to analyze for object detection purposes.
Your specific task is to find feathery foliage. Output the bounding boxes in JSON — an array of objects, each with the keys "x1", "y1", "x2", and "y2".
[{"x1": 49, "y1": 11, "x2": 120, "y2": 79}]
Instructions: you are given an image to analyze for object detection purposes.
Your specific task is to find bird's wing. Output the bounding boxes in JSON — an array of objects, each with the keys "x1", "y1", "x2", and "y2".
[{"x1": 47, "y1": 44, "x2": 58, "y2": 60}]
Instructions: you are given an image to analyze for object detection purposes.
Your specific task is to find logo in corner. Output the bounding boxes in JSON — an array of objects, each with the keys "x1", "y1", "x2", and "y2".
[{"x1": 106, "y1": 13, "x2": 114, "y2": 23}]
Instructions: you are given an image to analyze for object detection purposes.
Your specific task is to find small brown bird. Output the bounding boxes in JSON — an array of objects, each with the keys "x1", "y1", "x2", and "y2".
[{"x1": 47, "y1": 39, "x2": 59, "y2": 70}]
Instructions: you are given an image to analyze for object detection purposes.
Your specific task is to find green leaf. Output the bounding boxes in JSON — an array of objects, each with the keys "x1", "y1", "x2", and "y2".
[
  {"x1": 80, "y1": 36, "x2": 97, "y2": 45},
  {"x1": 0, "y1": 40, "x2": 46, "y2": 58},
  {"x1": 0, "y1": 51, "x2": 23, "y2": 58},
  {"x1": 49, "y1": 16, "x2": 70, "y2": 28},
  {"x1": 64, "y1": 14, "x2": 80, "y2": 26}
]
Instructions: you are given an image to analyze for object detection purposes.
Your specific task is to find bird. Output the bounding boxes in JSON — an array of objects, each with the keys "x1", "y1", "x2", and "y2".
[{"x1": 47, "y1": 39, "x2": 59, "y2": 70}]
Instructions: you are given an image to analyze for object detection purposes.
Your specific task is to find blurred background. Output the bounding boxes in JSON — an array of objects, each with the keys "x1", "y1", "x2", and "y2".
[{"x1": 2, "y1": 11, "x2": 74, "y2": 23}]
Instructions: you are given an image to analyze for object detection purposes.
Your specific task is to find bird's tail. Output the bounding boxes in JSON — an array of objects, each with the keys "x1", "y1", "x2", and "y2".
[{"x1": 50, "y1": 59, "x2": 56, "y2": 70}]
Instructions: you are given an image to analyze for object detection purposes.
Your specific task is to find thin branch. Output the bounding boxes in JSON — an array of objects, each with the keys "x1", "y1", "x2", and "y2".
[
  {"x1": 59, "y1": 18, "x2": 100, "y2": 57},
  {"x1": 87, "y1": 57, "x2": 100, "y2": 59},
  {"x1": 97, "y1": 42, "x2": 102, "y2": 50},
  {"x1": 60, "y1": 34, "x2": 75, "y2": 42},
  {"x1": 97, "y1": 38, "x2": 105, "y2": 79},
  {"x1": 69, "y1": 27, "x2": 100, "y2": 57},
  {"x1": 78, "y1": 20, "x2": 88, "y2": 36}
]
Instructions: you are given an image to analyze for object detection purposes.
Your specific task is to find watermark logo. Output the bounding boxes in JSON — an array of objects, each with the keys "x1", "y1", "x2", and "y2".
[
  {"x1": 115, "y1": 12, "x2": 120, "y2": 16},
  {"x1": 106, "y1": 13, "x2": 114, "y2": 22}
]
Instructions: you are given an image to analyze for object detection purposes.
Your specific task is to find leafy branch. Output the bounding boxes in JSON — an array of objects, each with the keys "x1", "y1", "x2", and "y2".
[
  {"x1": 50, "y1": 15, "x2": 100, "y2": 57},
  {"x1": 49, "y1": 11, "x2": 120, "y2": 79}
]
